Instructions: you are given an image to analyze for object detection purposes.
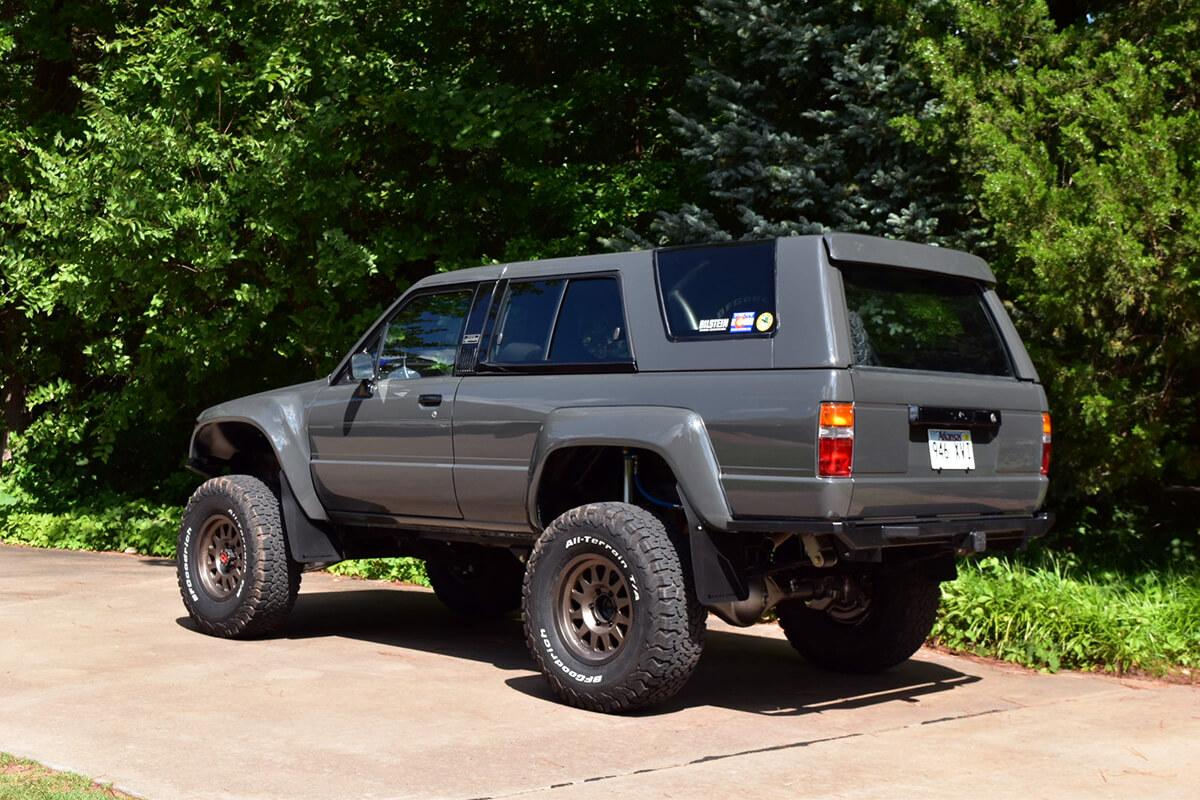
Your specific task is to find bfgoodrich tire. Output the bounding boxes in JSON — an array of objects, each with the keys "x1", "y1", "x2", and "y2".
[
  {"x1": 775, "y1": 570, "x2": 940, "y2": 673},
  {"x1": 177, "y1": 475, "x2": 301, "y2": 638},
  {"x1": 522, "y1": 502, "x2": 705, "y2": 713}
]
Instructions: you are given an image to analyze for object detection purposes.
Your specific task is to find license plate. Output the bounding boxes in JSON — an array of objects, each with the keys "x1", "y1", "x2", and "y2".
[{"x1": 928, "y1": 429, "x2": 975, "y2": 471}]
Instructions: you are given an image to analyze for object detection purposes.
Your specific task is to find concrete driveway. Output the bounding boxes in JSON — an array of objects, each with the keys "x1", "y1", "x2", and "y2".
[{"x1": 1, "y1": 543, "x2": 1198, "y2": 800}]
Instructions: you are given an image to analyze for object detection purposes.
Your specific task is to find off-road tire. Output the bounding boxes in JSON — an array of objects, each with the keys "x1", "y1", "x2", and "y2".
[
  {"x1": 426, "y1": 550, "x2": 524, "y2": 619},
  {"x1": 776, "y1": 571, "x2": 940, "y2": 673},
  {"x1": 522, "y1": 502, "x2": 705, "y2": 713},
  {"x1": 177, "y1": 475, "x2": 301, "y2": 638}
]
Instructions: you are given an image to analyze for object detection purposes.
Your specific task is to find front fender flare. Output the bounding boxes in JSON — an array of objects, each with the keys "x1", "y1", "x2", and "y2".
[{"x1": 188, "y1": 379, "x2": 328, "y2": 523}]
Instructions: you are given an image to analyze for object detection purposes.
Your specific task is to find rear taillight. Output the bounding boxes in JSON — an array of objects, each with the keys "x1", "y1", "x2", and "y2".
[
  {"x1": 819, "y1": 402, "x2": 854, "y2": 477},
  {"x1": 1041, "y1": 413, "x2": 1052, "y2": 476}
]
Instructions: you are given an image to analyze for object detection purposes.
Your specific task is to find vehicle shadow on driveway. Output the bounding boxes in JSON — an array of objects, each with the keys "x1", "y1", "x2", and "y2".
[{"x1": 181, "y1": 584, "x2": 980, "y2": 716}]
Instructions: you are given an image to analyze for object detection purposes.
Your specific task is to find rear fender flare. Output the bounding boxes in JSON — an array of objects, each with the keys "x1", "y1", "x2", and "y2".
[{"x1": 526, "y1": 406, "x2": 732, "y2": 530}]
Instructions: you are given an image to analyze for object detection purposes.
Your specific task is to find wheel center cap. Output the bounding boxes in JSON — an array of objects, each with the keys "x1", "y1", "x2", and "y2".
[
  {"x1": 593, "y1": 593, "x2": 617, "y2": 625},
  {"x1": 217, "y1": 549, "x2": 235, "y2": 573}
]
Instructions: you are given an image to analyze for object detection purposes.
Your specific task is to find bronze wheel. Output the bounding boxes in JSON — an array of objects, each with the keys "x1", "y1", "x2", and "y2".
[
  {"x1": 195, "y1": 513, "x2": 245, "y2": 602},
  {"x1": 555, "y1": 553, "x2": 634, "y2": 664}
]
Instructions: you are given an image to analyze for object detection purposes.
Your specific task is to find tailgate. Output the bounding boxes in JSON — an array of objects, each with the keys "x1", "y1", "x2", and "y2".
[{"x1": 850, "y1": 370, "x2": 1048, "y2": 517}]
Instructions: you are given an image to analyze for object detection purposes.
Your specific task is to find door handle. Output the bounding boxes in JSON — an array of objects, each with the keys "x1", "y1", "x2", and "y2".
[{"x1": 418, "y1": 394, "x2": 443, "y2": 407}]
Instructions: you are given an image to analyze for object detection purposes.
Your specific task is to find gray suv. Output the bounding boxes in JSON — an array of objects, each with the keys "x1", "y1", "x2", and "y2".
[{"x1": 179, "y1": 234, "x2": 1052, "y2": 712}]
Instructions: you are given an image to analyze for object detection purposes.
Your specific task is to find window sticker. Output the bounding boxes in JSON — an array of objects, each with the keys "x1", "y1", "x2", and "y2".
[
  {"x1": 730, "y1": 311, "x2": 755, "y2": 333},
  {"x1": 755, "y1": 312, "x2": 774, "y2": 332},
  {"x1": 698, "y1": 318, "x2": 729, "y2": 333}
]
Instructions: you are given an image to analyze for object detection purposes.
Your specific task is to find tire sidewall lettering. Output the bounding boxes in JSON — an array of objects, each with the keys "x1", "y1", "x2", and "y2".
[
  {"x1": 563, "y1": 534, "x2": 640, "y2": 602},
  {"x1": 226, "y1": 505, "x2": 248, "y2": 600},
  {"x1": 181, "y1": 525, "x2": 199, "y2": 602},
  {"x1": 539, "y1": 627, "x2": 603, "y2": 684}
]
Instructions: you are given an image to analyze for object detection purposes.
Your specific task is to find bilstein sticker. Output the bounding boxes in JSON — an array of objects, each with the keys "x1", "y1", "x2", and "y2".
[{"x1": 698, "y1": 318, "x2": 729, "y2": 333}]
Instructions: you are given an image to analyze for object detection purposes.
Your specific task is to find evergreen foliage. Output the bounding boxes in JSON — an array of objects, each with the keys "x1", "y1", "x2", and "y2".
[
  {"x1": 903, "y1": 0, "x2": 1200, "y2": 540},
  {"x1": 649, "y1": 0, "x2": 979, "y2": 246}
]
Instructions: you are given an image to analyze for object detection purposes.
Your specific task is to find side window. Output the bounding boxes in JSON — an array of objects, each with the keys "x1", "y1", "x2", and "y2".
[
  {"x1": 488, "y1": 280, "x2": 565, "y2": 363},
  {"x1": 548, "y1": 278, "x2": 630, "y2": 363},
  {"x1": 486, "y1": 276, "x2": 632, "y2": 367},
  {"x1": 378, "y1": 290, "x2": 473, "y2": 379},
  {"x1": 655, "y1": 241, "x2": 777, "y2": 339}
]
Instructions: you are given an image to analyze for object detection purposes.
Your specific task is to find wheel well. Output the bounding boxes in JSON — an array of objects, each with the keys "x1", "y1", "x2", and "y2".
[
  {"x1": 534, "y1": 446, "x2": 683, "y2": 528},
  {"x1": 191, "y1": 421, "x2": 281, "y2": 485}
]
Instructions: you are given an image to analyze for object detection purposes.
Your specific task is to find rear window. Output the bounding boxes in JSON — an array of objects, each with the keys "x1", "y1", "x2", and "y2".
[
  {"x1": 840, "y1": 264, "x2": 1013, "y2": 377},
  {"x1": 656, "y1": 241, "x2": 777, "y2": 339}
]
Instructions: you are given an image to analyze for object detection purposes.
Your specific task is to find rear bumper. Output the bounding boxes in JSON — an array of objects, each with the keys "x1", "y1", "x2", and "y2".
[{"x1": 725, "y1": 512, "x2": 1054, "y2": 559}]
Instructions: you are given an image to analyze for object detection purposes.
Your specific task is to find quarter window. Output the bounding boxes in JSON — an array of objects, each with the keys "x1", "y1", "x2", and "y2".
[{"x1": 656, "y1": 241, "x2": 777, "y2": 339}]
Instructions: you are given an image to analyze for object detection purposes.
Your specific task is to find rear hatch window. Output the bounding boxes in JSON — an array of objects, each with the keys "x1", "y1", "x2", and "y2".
[
  {"x1": 656, "y1": 241, "x2": 778, "y2": 339},
  {"x1": 840, "y1": 263, "x2": 1012, "y2": 377}
]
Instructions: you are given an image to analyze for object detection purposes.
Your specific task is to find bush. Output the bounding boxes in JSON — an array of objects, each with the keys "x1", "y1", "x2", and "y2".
[
  {"x1": 326, "y1": 558, "x2": 429, "y2": 587},
  {"x1": 934, "y1": 554, "x2": 1200, "y2": 676},
  {"x1": 0, "y1": 487, "x2": 177, "y2": 557}
]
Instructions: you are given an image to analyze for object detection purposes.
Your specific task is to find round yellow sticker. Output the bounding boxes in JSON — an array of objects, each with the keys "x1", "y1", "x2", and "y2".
[{"x1": 755, "y1": 312, "x2": 774, "y2": 332}]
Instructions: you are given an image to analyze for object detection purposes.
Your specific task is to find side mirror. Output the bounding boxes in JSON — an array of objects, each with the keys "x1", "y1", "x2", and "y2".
[{"x1": 350, "y1": 352, "x2": 375, "y2": 382}]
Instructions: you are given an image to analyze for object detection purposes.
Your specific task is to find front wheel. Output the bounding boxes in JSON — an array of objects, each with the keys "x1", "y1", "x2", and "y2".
[
  {"x1": 522, "y1": 502, "x2": 705, "y2": 713},
  {"x1": 177, "y1": 475, "x2": 300, "y2": 638},
  {"x1": 776, "y1": 571, "x2": 940, "y2": 673}
]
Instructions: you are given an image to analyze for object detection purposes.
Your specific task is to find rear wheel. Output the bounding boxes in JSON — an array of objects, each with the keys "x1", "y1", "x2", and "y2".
[
  {"x1": 177, "y1": 475, "x2": 300, "y2": 638},
  {"x1": 522, "y1": 502, "x2": 705, "y2": 713},
  {"x1": 776, "y1": 571, "x2": 940, "y2": 673}
]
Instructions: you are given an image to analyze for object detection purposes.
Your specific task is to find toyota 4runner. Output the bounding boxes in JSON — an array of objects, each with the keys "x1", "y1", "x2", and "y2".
[{"x1": 179, "y1": 233, "x2": 1053, "y2": 712}]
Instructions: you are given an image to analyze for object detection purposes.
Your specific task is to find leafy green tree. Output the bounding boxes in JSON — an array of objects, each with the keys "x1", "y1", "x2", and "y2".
[
  {"x1": 1, "y1": 0, "x2": 154, "y2": 466},
  {"x1": 645, "y1": 0, "x2": 980, "y2": 246},
  {"x1": 1, "y1": 0, "x2": 693, "y2": 501},
  {"x1": 904, "y1": 0, "x2": 1200, "y2": 524}
]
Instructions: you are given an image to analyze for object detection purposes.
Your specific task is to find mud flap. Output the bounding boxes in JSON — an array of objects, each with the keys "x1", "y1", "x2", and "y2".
[
  {"x1": 280, "y1": 472, "x2": 343, "y2": 563},
  {"x1": 680, "y1": 491, "x2": 748, "y2": 604}
]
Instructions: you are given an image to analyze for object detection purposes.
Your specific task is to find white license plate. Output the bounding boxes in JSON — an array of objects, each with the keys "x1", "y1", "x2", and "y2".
[{"x1": 928, "y1": 429, "x2": 975, "y2": 470}]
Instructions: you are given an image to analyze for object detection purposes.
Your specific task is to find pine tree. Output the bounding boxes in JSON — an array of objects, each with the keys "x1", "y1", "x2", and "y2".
[{"x1": 648, "y1": 0, "x2": 978, "y2": 246}]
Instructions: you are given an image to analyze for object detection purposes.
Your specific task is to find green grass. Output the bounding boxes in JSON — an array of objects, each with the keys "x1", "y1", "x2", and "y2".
[
  {"x1": 0, "y1": 752, "x2": 134, "y2": 799},
  {"x1": 933, "y1": 554, "x2": 1200, "y2": 677}
]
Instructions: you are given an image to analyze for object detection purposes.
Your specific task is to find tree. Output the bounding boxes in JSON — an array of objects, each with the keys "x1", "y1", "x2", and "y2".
[
  {"x1": 1, "y1": 1, "x2": 154, "y2": 465},
  {"x1": 904, "y1": 0, "x2": 1200, "y2": 519},
  {"x1": 1, "y1": 0, "x2": 694, "y2": 500},
  {"x1": 645, "y1": 0, "x2": 980, "y2": 246}
]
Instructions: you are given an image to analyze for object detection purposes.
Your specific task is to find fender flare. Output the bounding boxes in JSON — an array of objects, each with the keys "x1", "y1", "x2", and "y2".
[
  {"x1": 189, "y1": 381, "x2": 328, "y2": 521},
  {"x1": 526, "y1": 406, "x2": 733, "y2": 531}
]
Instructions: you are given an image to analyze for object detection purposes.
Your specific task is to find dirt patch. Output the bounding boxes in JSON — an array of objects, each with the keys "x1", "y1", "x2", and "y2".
[{"x1": 1, "y1": 759, "x2": 138, "y2": 798}]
